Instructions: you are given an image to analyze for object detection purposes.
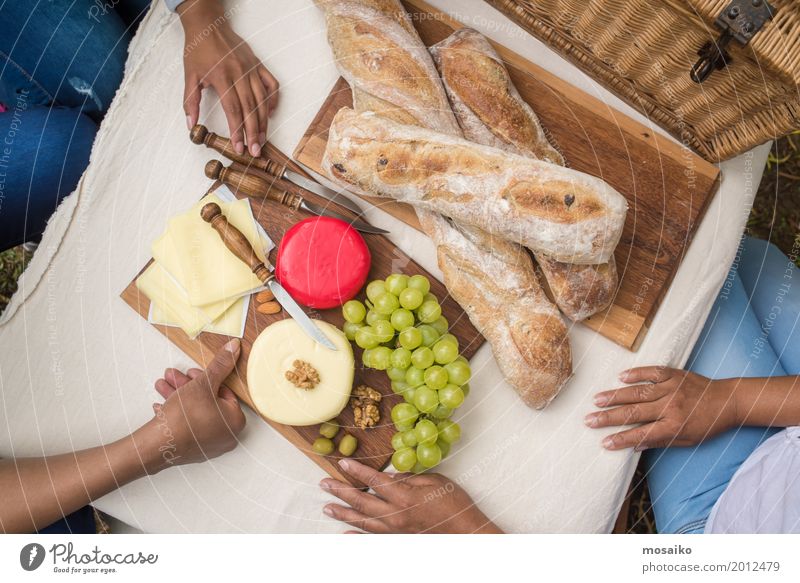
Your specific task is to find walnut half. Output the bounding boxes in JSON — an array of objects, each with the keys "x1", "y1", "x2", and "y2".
[
  {"x1": 285, "y1": 360, "x2": 320, "y2": 390},
  {"x1": 350, "y1": 384, "x2": 382, "y2": 429}
]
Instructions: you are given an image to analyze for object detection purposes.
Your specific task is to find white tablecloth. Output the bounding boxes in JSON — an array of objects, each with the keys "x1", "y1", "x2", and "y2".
[{"x1": 0, "y1": 0, "x2": 771, "y2": 533}]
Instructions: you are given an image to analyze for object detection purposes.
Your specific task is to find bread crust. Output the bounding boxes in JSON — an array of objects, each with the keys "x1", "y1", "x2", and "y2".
[
  {"x1": 323, "y1": 107, "x2": 627, "y2": 264},
  {"x1": 420, "y1": 213, "x2": 572, "y2": 408},
  {"x1": 431, "y1": 28, "x2": 564, "y2": 165},
  {"x1": 432, "y1": 28, "x2": 619, "y2": 319},
  {"x1": 317, "y1": 0, "x2": 573, "y2": 407}
]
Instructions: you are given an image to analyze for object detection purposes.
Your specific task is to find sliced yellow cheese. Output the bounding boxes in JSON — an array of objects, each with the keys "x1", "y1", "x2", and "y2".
[
  {"x1": 150, "y1": 297, "x2": 247, "y2": 338},
  {"x1": 199, "y1": 297, "x2": 247, "y2": 337},
  {"x1": 136, "y1": 262, "x2": 240, "y2": 338},
  {"x1": 247, "y1": 319, "x2": 354, "y2": 426},
  {"x1": 152, "y1": 193, "x2": 266, "y2": 307}
]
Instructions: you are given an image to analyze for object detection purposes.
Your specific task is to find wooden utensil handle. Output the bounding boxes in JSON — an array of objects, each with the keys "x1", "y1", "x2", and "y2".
[
  {"x1": 191, "y1": 124, "x2": 287, "y2": 178},
  {"x1": 204, "y1": 160, "x2": 303, "y2": 210},
  {"x1": 200, "y1": 202, "x2": 272, "y2": 283}
]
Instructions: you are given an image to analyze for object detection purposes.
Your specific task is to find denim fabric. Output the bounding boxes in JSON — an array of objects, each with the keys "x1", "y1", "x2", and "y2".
[
  {"x1": 645, "y1": 236, "x2": 800, "y2": 533},
  {"x1": 0, "y1": 0, "x2": 152, "y2": 117},
  {"x1": 0, "y1": 0, "x2": 151, "y2": 250},
  {"x1": 0, "y1": 104, "x2": 98, "y2": 249}
]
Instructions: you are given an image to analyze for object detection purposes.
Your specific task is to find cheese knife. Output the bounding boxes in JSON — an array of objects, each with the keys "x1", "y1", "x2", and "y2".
[
  {"x1": 204, "y1": 160, "x2": 386, "y2": 235},
  {"x1": 200, "y1": 202, "x2": 337, "y2": 351},
  {"x1": 190, "y1": 124, "x2": 370, "y2": 219}
]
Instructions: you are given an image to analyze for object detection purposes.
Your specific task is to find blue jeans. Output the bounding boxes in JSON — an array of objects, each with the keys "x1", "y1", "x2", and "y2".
[
  {"x1": 0, "y1": 0, "x2": 152, "y2": 250},
  {"x1": 645, "y1": 236, "x2": 800, "y2": 533}
]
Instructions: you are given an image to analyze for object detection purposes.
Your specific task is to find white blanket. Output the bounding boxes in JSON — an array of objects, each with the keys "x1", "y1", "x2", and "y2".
[{"x1": 0, "y1": 0, "x2": 771, "y2": 533}]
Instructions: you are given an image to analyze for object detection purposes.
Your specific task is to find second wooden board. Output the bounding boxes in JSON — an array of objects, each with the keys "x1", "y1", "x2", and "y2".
[{"x1": 293, "y1": 0, "x2": 721, "y2": 351}]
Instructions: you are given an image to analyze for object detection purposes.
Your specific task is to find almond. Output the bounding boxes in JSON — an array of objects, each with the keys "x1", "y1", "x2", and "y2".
[
  {"x1": 257, "y1": 301, "x2": 281, "y2": 315},
  {"x1": 256, "y1": 289, "x2": 275, "y2": 303}
]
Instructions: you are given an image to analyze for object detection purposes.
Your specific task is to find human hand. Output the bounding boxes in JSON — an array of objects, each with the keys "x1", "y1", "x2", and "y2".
[
  {"x1": 137, "y1": 338, "x2": 247, "y2": 473},
  {"x1": 178, "y1": 0, "x2": 279, "y2": 157},
  {"x1": 585, "y1": 366, "x2": 738, "y2": 451},
  {"x1": 320, "y1": 459, "x2": 502, "y2": 533}
]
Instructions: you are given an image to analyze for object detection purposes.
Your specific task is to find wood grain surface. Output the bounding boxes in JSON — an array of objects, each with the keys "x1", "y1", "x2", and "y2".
[
  {"x1": 293, "y1": 0, "x2": 722, "y2": 351},
  {"x1": 121, "y1": 142, "x2": 484, "y2": 485}
]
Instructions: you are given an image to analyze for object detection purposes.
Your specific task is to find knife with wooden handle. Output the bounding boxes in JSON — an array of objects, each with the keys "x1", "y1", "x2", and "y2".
[
  {"x1": 190, "y1": 124, "x2": 368, "y2": 219},
  {"x1": 204, "y1": 160, "x2": 386, "y2": 235},
  {"x1": 200, "y1": 202, "x2": 337, "y2": 351}
]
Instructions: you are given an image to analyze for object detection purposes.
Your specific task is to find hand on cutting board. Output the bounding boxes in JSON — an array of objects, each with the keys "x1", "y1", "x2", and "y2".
[
  {"x1": 178, "y1": 0, "x2": 280, "y2": 157},
  {"x1": 320, "y1": 459, "x2": 503, "y2": 534},
  {"x1": 147, "y1": 338, "x2": 247, "y2": 471},
  {"x1": 586, "y1": 366, "x2": 737, "y2": 450}
]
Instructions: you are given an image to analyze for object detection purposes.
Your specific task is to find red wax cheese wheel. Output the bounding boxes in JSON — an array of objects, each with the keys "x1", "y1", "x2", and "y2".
[{"x1": 275, "y1": 217, "x2": 371, "y2": 309}]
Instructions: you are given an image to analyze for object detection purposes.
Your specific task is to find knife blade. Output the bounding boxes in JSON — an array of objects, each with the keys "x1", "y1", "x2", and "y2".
[
  {"x1": 299, "y1": 199, "x2": 387, "y2": 235},
  {"x1": 190, "y1": 125, "x2": 368, "y2": 219},
  {"x1": 267, "y1": 279, "x2": 337, "y2": 351},
  {"x1": 199, "y1": 202, "x2": 337, "y2": 351},
  {"x1": 282, "y1": 167, "x2": 364, "y2": 216},
  {"x1": 205, "y1": 160, "x2": 388, "y2": 235}
]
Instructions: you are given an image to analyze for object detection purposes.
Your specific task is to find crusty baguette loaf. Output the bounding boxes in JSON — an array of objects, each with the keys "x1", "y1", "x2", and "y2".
[
  {"x1": 316, "y1": 0, "x2": 460, "y2": 135},
  {"x1": 323, "y1": 107, "x2": 627, "y2": 264},
  {"x1": 419, "y1": 214, "x2": 572, "y2": 408},
  {"x1": 430, "y1": 27, "x2": 564, "y2": 165},
  {"x1": 431, "y1": 28, "x2": 619, "y2": 320},
  {"x1": 534, "y1": 254, "x2": 618, "y2": 321},
  {"x1": 317, "y1": 0, "x2": 572, "y2": 407}
]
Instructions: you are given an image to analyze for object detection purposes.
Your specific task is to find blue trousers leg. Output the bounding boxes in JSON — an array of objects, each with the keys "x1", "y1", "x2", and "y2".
[
  {"x1": 0, "y1": 106, "x2": 98, "y2": 249},
  {"x1": 644, "y1": 237, "x2": 792, "y2": 533},
  {"x1": 736, "y1": 237, "x2": 800, "y2": 375}
]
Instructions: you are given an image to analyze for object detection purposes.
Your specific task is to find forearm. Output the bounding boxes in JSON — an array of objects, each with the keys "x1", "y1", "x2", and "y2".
[
  {"x1": 176, "y1": 0, "x2": 225, "y2": 27},
  {"x1": 729, "y1": 375, "x2": 800, "y2": 427},
  {"x1": 0, "y1": 422, "x2": 163, "y2": 533}
]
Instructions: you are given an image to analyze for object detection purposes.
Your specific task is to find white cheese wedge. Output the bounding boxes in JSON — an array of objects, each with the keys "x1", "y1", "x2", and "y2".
[
  {"x1": 152, "y1": 193, "x2": 266, "y2": 307},
  {"x1": 247, "y1": 319, "x2": 354, "y2": 426}
]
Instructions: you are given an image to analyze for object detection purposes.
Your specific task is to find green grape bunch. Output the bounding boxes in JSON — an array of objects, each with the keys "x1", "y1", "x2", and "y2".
[{"x1": 341, "y1": 273, "x2": 471, "y2": 473}]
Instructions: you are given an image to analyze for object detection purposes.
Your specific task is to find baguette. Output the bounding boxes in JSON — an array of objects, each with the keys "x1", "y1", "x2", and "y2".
[
  {"x1": 431, "y1": 28, "x2": 619, "y2": 320},
  {"x1": 317, "y1": 0, "x2": 460, "y2": 135},
  {"x1": 431, "y1": 27, "x2": 564, "y2": 165},
  {"x1": 323, "y1": 107, "x2": 628, "y2": 264},
  {"x1": 419, "y1": 214, "x2": 572, "y2": 408},
  {"x1": 317, "y1": 0, "x2": 572, "y2": 407}
]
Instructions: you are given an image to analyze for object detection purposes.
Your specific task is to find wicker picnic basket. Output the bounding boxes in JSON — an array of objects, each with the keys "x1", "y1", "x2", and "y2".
[{"x1": 484, "y1": 0, "x2": 799, "y2": 161}]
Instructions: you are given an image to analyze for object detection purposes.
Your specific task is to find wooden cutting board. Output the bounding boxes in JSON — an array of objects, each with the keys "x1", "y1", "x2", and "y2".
[
  {"x1": 293, "y1": 0, "x2": 721, "y2": 351},
  {"x1": 121, "y1": 143, "x2": 484, "y2": 485}
]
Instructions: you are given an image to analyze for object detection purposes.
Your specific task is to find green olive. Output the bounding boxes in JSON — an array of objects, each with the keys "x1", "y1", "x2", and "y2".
[
  {"x1": 319, "y1": 420, "x2": 339, "y2": 439},
  {"x1": 338, "y1": 434, "x2": 358, "y2": 457},
  {"x1": 312, "y1": 437, "x2": 335, "y2": 456}
]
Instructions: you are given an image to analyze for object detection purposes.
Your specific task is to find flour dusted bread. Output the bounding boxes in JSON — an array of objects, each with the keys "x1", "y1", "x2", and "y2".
[
  {"x1": 419, "y1": 213, "x2": 572, "y2": 408},
  {"x1": 323, "y1": 108, "x2": 627, "y2": 264},
  {"x1": 317, "y1": 0, "x2": 572, "y2": 407},
  {"x1": 316, "y1": 0, "x2": 460, "y2": 135},
  {"x1": 432, "y1": 27, "x2": 619, "y2": 319},
  {"x1": 431, "y1": 28, "x2": 564, "y2": 165},
  {"x1": 535, "y1": 254, "x2": 618, "y2": 321}
]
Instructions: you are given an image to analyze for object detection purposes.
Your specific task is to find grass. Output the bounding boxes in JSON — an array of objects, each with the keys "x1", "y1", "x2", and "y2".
[
  {"x1": 746, "y1": 131, "x2": 800, "y2": 266},
  {"x1": 0, "y1": 246, "x2": 32, "y2": 314},
  {"x1": 0, "y1": 138, "x2": 798, "y2": 533}
]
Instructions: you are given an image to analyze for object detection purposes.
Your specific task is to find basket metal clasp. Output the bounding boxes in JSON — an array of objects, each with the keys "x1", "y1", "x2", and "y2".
[{"x1": 690, "y1": 0, "x2": 775, "y2": 83}]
